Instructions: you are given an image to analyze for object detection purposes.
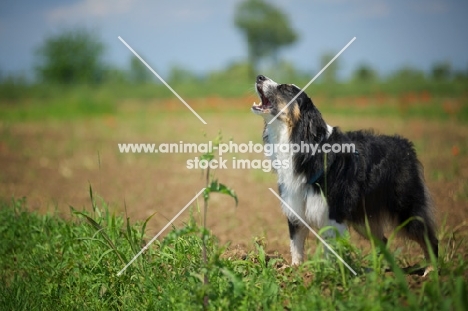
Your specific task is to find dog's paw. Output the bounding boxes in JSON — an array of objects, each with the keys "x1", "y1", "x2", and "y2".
[
  {"x1": 364, "y1": 267, "x2": 375, "y2": 274},
  {"x1": 290, "y1": 258, "x2": 303, "y2": 266},
  {"x1": 278, "y1": 264, "x2": 291, "y2": 271},
  {"x1": 422, "y1": 265, "x2": 434, "y2": 277}
]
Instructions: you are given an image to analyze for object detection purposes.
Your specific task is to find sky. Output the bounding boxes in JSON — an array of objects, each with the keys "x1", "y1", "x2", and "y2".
[{"x1": 1, "y1": 0, "x2": 468, "y2": 80}]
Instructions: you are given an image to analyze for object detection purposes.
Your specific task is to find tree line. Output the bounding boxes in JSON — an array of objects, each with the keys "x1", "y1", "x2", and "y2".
[{"x1": 1, "y1": 0, "x2": 466, "y2": 86}]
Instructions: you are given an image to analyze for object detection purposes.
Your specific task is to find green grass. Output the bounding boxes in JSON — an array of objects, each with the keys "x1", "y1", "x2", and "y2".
[
  {"x1": 1, "y1": 197, "x2": 467, "y2": 310},
  {"x1": 1, "y1": 79, "x2": 467, "y2": 122}
]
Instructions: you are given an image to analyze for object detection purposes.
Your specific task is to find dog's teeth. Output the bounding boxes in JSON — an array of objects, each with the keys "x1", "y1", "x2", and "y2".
[{"x1": 253, "y1": 102, "x2": 259, "y2": 106}]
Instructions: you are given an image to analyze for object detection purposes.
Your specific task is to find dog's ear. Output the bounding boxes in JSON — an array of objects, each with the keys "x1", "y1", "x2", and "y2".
[
  {"x1": 293, "y1": 96, "x2": 326, "y2": 142},
  {"x1": 291, "y1": 94, "x2": 330, "y2": 179},
  {"x1": 296, "y1": 95, "x2": 314, "y2": 110}
]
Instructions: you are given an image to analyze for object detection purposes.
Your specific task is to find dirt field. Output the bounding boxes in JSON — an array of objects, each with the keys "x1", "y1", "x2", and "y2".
[{"x1": 1, "y1": 98, "x2": 467, "y2": 262}]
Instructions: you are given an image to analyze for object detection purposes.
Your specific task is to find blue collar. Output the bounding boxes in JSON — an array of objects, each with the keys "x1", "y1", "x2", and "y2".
[{"x1": 307, "y1": 169, "x2": 324, "y2": 185}]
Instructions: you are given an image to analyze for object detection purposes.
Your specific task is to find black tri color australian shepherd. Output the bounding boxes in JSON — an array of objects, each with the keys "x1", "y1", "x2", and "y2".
[{"x1": 252, "y1": 75, "x2": 438, "y2": 275}]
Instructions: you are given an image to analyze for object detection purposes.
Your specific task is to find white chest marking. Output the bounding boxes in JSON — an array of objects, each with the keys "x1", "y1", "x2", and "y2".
[{"x1": 265, "y1": 120, "x2": 333, "y2": 229}]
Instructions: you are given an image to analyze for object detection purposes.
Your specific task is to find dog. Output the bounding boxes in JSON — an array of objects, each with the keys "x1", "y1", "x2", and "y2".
[{"x1": 252, "y1": 75, "x2": 438, "y2": 275}]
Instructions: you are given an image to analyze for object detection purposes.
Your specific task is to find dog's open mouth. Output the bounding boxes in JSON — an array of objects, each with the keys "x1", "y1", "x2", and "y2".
[{"x1": 252, "y1": 86, "x2": 272, "y2": 113}]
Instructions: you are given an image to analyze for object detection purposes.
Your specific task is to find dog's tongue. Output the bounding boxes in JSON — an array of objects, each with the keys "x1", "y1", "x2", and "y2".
[
  {"x1": 253, "y1": 85, "x2": 271, "y2": 110},
  {"x1": 260, "y1": 93, "x2": 271, "y2": 108}
]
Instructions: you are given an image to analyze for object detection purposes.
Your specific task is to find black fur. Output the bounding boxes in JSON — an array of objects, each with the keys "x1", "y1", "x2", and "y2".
[{"x1": 260, "y1": 80, "x2": 438, "y2": 261}]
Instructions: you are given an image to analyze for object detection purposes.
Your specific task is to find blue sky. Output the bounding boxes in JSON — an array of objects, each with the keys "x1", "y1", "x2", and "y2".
[{"x1": 1, "y1": 0, "x2": 467, "y2": 80}]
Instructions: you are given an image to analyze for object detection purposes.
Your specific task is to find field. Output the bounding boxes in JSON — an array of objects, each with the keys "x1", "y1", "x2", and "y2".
[{"x1": 1, "y1": 86, "x2": 468, "y2": 309}]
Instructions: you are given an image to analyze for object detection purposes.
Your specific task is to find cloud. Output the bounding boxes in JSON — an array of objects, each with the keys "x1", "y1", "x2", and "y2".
[
  {"x1": 45, "y1": 0, "x2": 216, "y2": 26},
  {"x1": 347, "y1": 0, "x2": 390, "y2": 19},
  {"x1": 310, "y1": 0, "x2": 390, "y2": 19},
  {"x1": 410, "y1": 0, "x2": 449, "y2": 14},
  {"x1": 358, "y1": 1, "x2": 389, "y2": 18},
  {"x1": 46, "y1": 0, "x2": 137, "y2": 23}
]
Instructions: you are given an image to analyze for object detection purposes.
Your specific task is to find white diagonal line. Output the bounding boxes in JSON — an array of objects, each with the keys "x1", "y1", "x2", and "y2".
[
  {"x1": 117, "y1": 188, "x2": 206, "y2": 276},
  {"x1": 268, "y1": 188, "x2": 357, "y2": 275},
  {"x1": 118, "y1": 36, "x2": 207, "y2": 125},
  {"x1": 268, "y1": 37, "x2": 356, "y2": 124}
]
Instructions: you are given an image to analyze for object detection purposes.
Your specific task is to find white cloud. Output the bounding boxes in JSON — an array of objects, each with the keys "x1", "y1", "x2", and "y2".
[
  {"x1": 350, "y1": 0, "x2": 390, "y2": 19},
  {"x1": 410, "y1": 0, "x2": 449, "y2": 14},
  {"x1": 366, "y1": 1, "x2": 389, "y2": 17},
  {"x1": 310, "y1": 0, "x2": 390, "y2": 19},
  {"x1": 45, "y1": 0, "x2": 217, "y2": 26},
  {"x1": 46, "y1": 0, "x2": 137, "y2": 23}
]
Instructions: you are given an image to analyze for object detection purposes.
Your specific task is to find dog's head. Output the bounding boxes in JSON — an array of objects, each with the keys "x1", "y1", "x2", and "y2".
[
  {"x1": 252, "y1": 74, "x2": 328, "y2": 144},
  {"x1": 252, "y1": 75, "x2": 317, "y2": 125}
]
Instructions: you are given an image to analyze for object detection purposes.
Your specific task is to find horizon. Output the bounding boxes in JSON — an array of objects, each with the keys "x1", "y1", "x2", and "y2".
[{"x1": 1, "y1": 0, "x2": 468, "y2": 81}]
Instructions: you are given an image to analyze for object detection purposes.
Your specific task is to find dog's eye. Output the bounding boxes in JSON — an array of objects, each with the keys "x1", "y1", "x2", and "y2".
[{"x1": 279, "y1": 84, "x2": 293, "y2": 90}]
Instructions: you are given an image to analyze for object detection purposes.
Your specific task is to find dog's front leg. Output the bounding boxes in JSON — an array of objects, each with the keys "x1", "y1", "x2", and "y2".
[
  {"x1": 287, "y1": 219, "x2": 308, "y2": 265},
  {"x1": 280, "y1": 186, "x2": 308, "y2": 265},
  {"x1": 323, "y1": 219, "x2": 347, "y2": 239}
]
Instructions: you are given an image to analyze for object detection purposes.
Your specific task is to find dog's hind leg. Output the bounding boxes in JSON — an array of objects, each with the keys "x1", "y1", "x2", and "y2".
[
  {"x1": 402, "y1": 214, "x2": 438, "y2": 274},
  {"x1": 400, "y1": 215, "x2": 438, "y2": 276},
  {"x1": 352, "y1": 222, "x2": 388, "y2": 246},
  {"x1": 394, "y1": 191, "x2": 438, "y2": 275},
  {"x1": 321, "y1": 219, "x2": 347, "y2": 257},
  {"x1": 398, "y1": 167, "x2": 438, "y2": 276},
  {"x1": 288, "y1": 219, "x2": 308, "y2": 265},
  {"x1": 323, "y1": 219, "x2": 347, "y2": 239}
]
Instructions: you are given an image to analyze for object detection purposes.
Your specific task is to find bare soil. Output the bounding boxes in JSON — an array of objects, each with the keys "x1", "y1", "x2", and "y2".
[{"x1": 1, "y1": 99, "x2": 467, "y2": 265}]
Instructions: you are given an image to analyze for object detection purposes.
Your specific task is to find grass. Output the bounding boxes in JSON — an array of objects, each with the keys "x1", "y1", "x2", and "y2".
[
  {"x1": 1, "y1": 197, "x2": 467, "y2": 310},
  {"x1": 0, "y1": 80, "x2": 467, "y2": 309},
  {"x1": 1, "y1": 79, "x2": 467, "y2": 122}
]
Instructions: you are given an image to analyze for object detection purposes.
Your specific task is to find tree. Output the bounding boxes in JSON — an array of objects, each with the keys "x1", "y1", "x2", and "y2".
[
  {"x1": 388, "y1": 66, "x2": 426, "y2": 84},
  {"x1": 320, "y1": 52, "x2": 340, "y2": 84},
  {"x1": 234, "y1": 0, "x2": 298, "y2": 76},
  {"x1": 453, "y1": 68, "x2": 468, "y2": 82},
  {"x1": 35, "y1": 28, "x2": 106, "y2": 84},
  {"x1": 431, "y1": 61, "x2": 452, "y2": 81},
  {"x1": 128, "y1": 55, "x2": 153, "y2": 84},
  {"x1": 167, "y1": 65, "x2": 199, "y2": 84},
  {"x1": 353, "y1": 63, "x2": 378, "y2": 82}
]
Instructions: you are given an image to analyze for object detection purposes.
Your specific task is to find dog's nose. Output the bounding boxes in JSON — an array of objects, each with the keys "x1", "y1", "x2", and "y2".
[{"x1": 256, "y1": 75, "x2": 267, "y2": 83}]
